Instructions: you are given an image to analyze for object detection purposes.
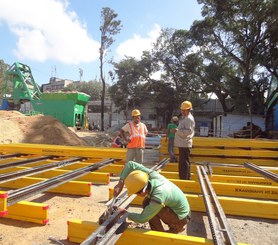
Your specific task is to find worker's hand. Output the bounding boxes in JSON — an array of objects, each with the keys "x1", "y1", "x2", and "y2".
[
  {"x1": 173, "y1": 128, "x2": 178, "y2": 133},
  {"x1": 116, "y1": 207, "x2": 127, "y2": 214},
  {"x1": 114, "y1": 180, "x2": 124, "y2": 197}
]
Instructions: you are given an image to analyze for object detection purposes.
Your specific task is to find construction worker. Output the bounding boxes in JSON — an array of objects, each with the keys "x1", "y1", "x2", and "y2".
[
  {"x1": 173, "y1": 101, "x2": 195, "y2": 180},
  {"x1": 165, "y1": 116, "x2": 179, "y2": 162},
  {"x1": 114, "y1": 161, "x2": 191, "y2": 233},
  {"x1": 120, "y1": 109, "x2": 148, "y2": 164}
]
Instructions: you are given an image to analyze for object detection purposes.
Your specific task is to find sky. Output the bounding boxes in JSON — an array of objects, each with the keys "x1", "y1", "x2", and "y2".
[{"x1": 0, "y1": 0, "x2": 203, "y2": 85}]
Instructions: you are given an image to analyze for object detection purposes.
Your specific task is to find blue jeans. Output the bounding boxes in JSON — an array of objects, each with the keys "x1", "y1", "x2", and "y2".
[{"x1": 168, "y1": 138, "x2": 175, "y2": 160}]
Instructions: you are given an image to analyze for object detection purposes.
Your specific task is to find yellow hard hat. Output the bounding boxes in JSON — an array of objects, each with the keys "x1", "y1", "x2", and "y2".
[
  {"x1": 180, "y1": 101, "x2": 192, "y2": 110},
  {"x1": 132, "y1": 109, "x2": 141, "y2": 117},
  {"x1": 125, "y1": 170, "x2": 149, "y2": 195}
]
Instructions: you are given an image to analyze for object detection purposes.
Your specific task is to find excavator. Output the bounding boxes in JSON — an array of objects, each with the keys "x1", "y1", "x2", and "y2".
[{"x1": 0, "y1": 62, "x2": 90, "y2": 129}]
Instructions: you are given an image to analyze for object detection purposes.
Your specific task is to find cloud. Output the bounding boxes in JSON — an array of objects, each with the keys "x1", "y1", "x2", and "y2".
[
  {"x1": 116, "y1": 24, "x2": 161, "y2": 60},
  {"x1": 0, "y1": 0, "x2": 99, "y2": 64}
]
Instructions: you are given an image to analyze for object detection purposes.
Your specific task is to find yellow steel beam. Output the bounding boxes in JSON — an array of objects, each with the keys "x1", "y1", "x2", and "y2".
[
  {"x1": 68, "y1": 219, "x2": 250, "y2": 245},
  {"x1": 160, "y1": 155, "x2": 278, "y2": 167},
  {"x1": 28, "y1": 168, "x2": 110, "y2": 184},
  {"x1": 0, "y1": 177, "x2": 92, "y2": 196},
  {"x1": 6, "y1": 201, "x2": 49, "y2": 224},
  {"x1": 108, "y1": 188, "x2": 278, "y2": 219},
  {"x1": 161, "y1": 171, "x2": 278, "y2": 186},
  {"x1": 170, "y1": 179, "x2": 278, "y2": 200},
  {"x1": 160, "y1": 137, "x2": 278, "y2": 149},
  {"x1": 58, "y1": 163, "x2": 124, "y2": 176},
  {"x1": 0, "y1": 143, "x2": 127, "y2": 159},
  {"x1": 0, "y1": 191, "x2": 8, "y2": 216},
  {"x1": 162, "y1": 164, "x2": 278, "y2": 177}
]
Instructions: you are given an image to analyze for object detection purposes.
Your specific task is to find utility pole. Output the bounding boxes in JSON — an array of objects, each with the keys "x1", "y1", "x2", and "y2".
[{"x1": 79, "y1": 68, "x2": 83, "y2": 82}]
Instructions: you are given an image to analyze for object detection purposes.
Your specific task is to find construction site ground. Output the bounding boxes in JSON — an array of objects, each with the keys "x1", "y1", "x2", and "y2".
[{"x1": 0, "y1": 111, "x2": 277, "y2": 245}]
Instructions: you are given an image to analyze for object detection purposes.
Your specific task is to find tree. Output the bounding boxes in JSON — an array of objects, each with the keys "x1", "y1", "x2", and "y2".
[
  {"x1": 0, "y1": 60, "x2": 9, "y2": 98},
  {"x1": 192, "y1": 0, "x2": 275, "y2": 114},
  {"x1": 65, "y1": 80, "x2": 108, "y2": 100},
  {"x1": 99, "y1": 7, "x2": 122, "y2": 131}
]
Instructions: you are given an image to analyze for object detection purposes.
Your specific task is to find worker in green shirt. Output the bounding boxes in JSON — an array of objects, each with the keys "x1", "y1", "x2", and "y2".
[
  {"x1": 114, "y1": 161, "x2": 191, "y2": 233},
  {"x1": 166, "y1": 116, "x2": 179, "y2": 162}
]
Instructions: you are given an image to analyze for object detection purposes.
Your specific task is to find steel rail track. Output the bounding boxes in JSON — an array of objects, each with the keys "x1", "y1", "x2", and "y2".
[
  {"x1": 197, "y1": 166, "x2": 237, "y2": 245},
  {"x1": 81, "y1": 158, "x2": 170, "y2": 245},
  {"x1": 0, "y1": 153, "x2": 24, "y2": 159},
  {"x1": 7, "y1": 158, "x2": 116, "y2": 206},
  {"x1": 0, "y1": 157, "x2": 84, "y2": 184},
  {"x1": 0, "y1": 155, "x2": 54, "y2": 170},
  {"x1": 244, "y1": 162, "x2": 278, "y2": 183}
]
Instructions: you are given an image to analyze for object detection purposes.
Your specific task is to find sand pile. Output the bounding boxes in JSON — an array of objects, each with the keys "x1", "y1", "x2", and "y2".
[{"x1": 0, "y1": 111, "x2": 87, "y2": 146}]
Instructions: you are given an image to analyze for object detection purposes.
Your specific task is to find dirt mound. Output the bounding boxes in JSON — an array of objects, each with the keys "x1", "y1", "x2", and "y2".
[{"x1": 0, "y1": 111, "x2": 87, "y2": 146}]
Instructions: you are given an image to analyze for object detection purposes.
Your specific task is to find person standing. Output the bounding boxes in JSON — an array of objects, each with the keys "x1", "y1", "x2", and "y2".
[
  {"x1": 120, "y1": 109, "x2": 148, "y2": 164},
  {"x1": 165, "y1": 116, "x2": 179, "y2": 162},
  {"x1": 114, "y1": 161, "x2": 191, "y2": 233},
  {"x1": 174, "y1": 101, "x2": 195, "y2": 180}
]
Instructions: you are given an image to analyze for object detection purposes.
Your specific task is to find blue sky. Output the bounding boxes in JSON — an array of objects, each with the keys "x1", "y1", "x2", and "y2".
[{"x1": 0, "y1": 0, "x2": 202, "y2": 85}]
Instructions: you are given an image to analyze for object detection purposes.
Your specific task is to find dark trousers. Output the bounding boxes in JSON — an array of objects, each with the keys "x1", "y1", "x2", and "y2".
[
  {"x1": 178, "y1": 147, "x2": 191, "y2": 180},
  {"x1": 143, "y1": 198, "x2": 189, "y2": 233}
]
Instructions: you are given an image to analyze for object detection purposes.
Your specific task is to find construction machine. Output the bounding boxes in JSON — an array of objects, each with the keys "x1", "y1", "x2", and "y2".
[{"x1": 0, "y1": 62, "x2": 90, "y2": 129}]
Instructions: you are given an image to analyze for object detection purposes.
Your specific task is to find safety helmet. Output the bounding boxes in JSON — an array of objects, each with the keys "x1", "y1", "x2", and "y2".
[
  {"x1": 180, "y1": 101, "x2": 192, "y2": 110},
  {"x1": 132, "y1": 109, "x2": 141, "y2": 117},
  {"x1": 172, "y1": 116, "x2": 179, "y2": 122},
  {"x1": 125, "y1": 170, "x2": 149, "y2": 195}
]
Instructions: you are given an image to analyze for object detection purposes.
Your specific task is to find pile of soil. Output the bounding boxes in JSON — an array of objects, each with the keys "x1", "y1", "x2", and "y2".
[{"x1": 0, "y1": 111, "x2": 87, "y2": 146}]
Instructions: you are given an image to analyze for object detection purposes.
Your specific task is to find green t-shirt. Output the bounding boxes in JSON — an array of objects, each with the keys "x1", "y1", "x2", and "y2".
[
  {"x1": 167, "y1": 123, "x2": 177, "y2": 139},
  {"x1": 120, "y1": 161, "x2": 190, "y2": 223}
]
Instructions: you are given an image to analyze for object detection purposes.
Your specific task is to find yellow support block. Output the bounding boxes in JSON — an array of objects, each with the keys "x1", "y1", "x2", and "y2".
[
  {"x1": 170, "y1": 179, "x2": 278, "y2": 200},
  {"x1": 6, "y1": 201, "x2": 49, "y2": 224},
  {"x1": 160, "y1": 137, "x2": 278, "y2": 149},
  {"x1": 108, "y1": 188, "x2": 278, "y2": 219},
  {"x1": 162, "y1": 164, "x2": 278, "y2": 177},
  {"x1": 0, "y1": 177, "x2": 92, "y2": 196},
  {"x1": 161, "y1": 171, "x2": 278, "y2": 186},
  {"x1": 0, "y1": 191, "x2": 8, "y2": 217},
  {"x1": 60, "y1": 163, "x2": 124, "y2": 176},
  {"x1": 32, "y1": 169, "x2": 110, "y2": 184},
  {"x1": 0, "y1": 143, "x2": 127, "y2": 159},
  {"x1": 67, "y1": 219, "x2": 215, "y2": 245}
]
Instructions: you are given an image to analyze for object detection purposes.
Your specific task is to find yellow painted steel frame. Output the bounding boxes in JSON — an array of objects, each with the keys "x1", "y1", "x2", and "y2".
[
  {"x1": 0, "y1": 143, "x2": 127, "y2": 159},
  {"x1": 0, "y1": 191, "x2": 8, "y2": 216},
  {"x1": 170, "y1": 179, "x2": 278, "y2": 200},
  {"x1": 67, "y1": 219, "x2": 250, "y2": 245},
  {"x1": 163, "y1": 163, "x2": 278, "y2": 177},
  {"x1": 0, "y1": 177, "x2": 92, "y2": 196},
  {"x1": 161, "y1": 171, "x2": 278, "y2": 186},
  {"x1": 6, "y1": 201, "x2": 49, "y2": 224},
  {"x1": 108, "y1": 188, "x2": 278, "y2": 219}
]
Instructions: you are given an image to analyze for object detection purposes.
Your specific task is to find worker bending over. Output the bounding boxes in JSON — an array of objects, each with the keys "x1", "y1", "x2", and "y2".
[{"x1": 114, "y1": 161, "x2": 191, "y2": 233}]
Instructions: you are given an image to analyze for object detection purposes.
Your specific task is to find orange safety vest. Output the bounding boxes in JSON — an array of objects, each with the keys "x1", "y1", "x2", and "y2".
[{"x1": 127, "y1": 122, "x2": 147, "y2": 149}]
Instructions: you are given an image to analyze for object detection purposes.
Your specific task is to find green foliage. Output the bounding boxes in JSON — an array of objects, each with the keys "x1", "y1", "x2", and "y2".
[
  {"x1": 65, "y1": 80, "x2": 109, "y2": 101},
  {"x1": 0, "y1": 60, "x2": 9, "y2": 98}
]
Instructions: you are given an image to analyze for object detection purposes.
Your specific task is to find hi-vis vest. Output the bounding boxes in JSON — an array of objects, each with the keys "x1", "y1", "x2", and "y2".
[{"x1": 127, "y1": 122, "x2": 147, "y2": 149}]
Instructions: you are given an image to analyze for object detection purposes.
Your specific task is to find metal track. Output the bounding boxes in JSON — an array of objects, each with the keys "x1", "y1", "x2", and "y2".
[
  {"x1": 197, "y1": 166, "x2": 237, "y2": 245},
  {"x1": 0, "y1": 153, "x2": 23, "y2": 159},
  {"x1": 0, "y1": 157, "x2": 84, "y2": 184},
  {"x1": 244, "y1": 162, "x2": 278, "y2": 183},
  {"x1": 81, "y1": 158, "x2": 170, "y2": 245},
  {"x1": 7, "y1": 158, "x2": 115, "y2": 206},
  {"x1": 0, "y1": 155, "x2": 54, "y2": 170}
]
